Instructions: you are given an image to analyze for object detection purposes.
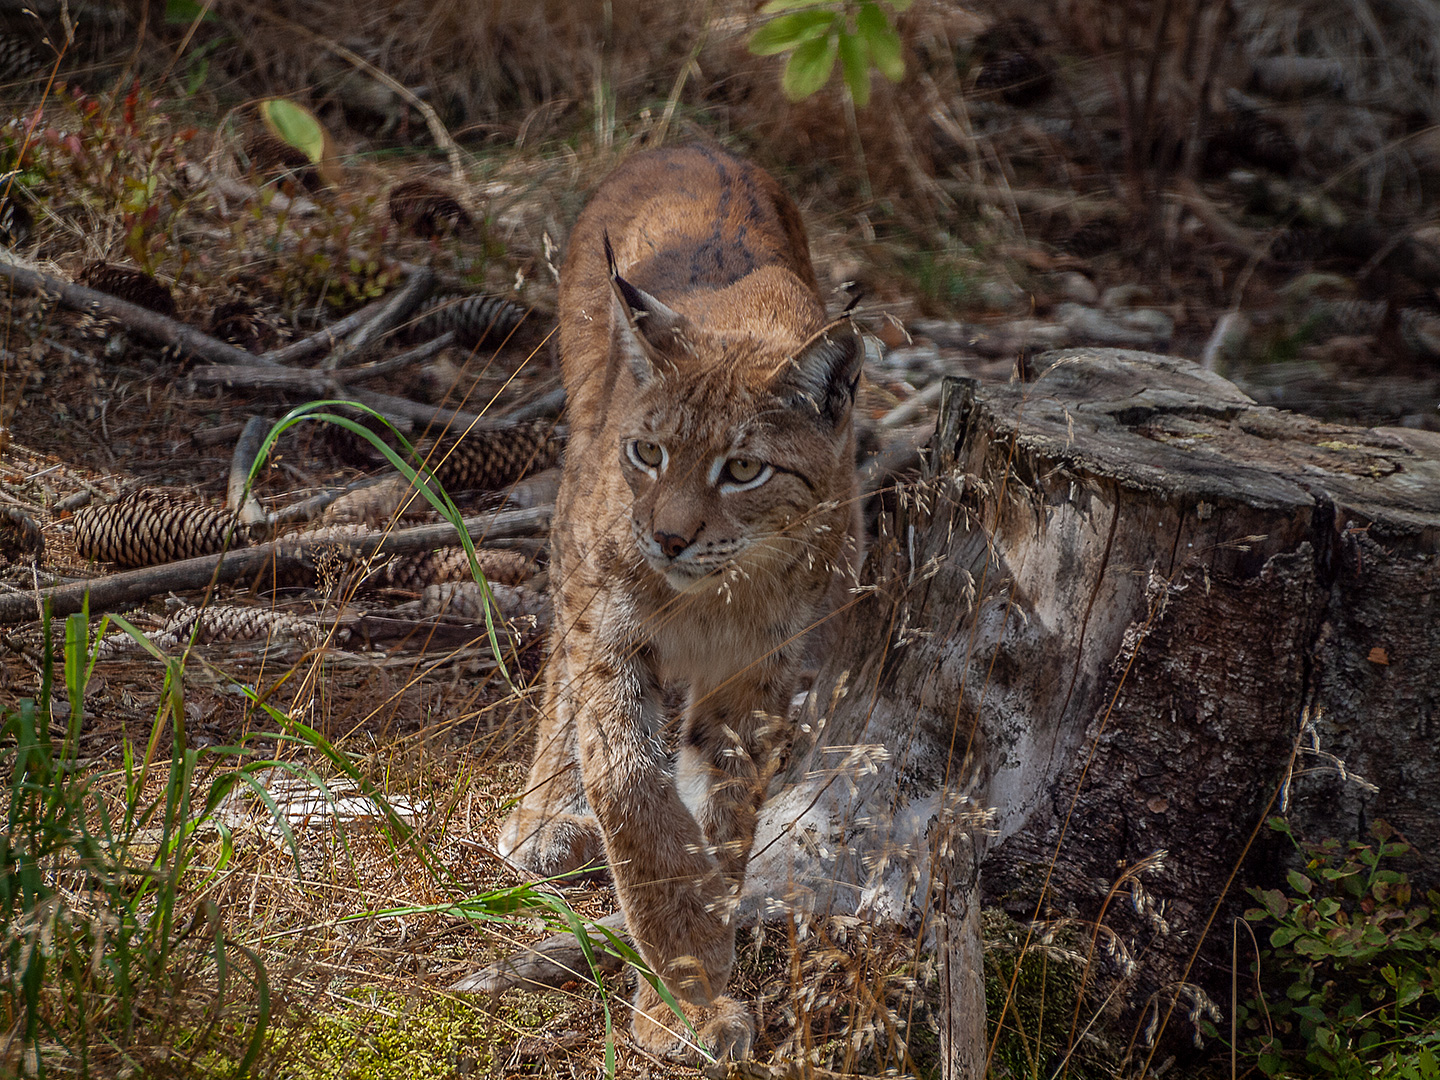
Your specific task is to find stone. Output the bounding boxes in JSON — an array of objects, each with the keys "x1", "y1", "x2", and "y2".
[{"x1": 1054, "y1": 271, "x2": 1099, "y2": 305}]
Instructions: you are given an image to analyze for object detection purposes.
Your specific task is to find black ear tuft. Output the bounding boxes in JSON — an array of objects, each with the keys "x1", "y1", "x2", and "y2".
[
  {"x1": 604, "y1": 230, "x2": 690, "y2": 386},
  {"x1": 777, "y1": 320, "x2": 864, "y2": 426}
]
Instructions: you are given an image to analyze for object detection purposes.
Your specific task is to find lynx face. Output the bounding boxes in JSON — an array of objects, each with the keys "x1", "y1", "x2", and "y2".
[{"x1": 617, "y1": 366, "x2": 850, "y2": 592}]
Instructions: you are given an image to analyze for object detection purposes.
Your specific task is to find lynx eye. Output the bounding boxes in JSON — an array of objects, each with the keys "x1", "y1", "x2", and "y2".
[
  {"x1": 628, "y1": 439, "x2": 666, "y2": 471},
  {"x1": 714, "y1": 456, "x2": 773, "y2": 492},
  {"x1": 725, "y1": 458, "x2": 763, "y2": 483}
]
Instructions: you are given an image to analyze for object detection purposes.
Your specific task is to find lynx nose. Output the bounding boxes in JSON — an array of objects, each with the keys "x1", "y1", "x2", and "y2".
[{"x1": 653, "y1": 530, "x2": 693, "y2": 559}]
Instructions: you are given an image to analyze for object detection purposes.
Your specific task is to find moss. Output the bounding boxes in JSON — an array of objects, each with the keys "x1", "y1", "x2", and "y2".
[
  {"x1": 982, "y1": 910, "x2": 1117, "y2": 1080},
  {"x1": 247, "y1": 988, "x2": 569, "y2": 1080}
]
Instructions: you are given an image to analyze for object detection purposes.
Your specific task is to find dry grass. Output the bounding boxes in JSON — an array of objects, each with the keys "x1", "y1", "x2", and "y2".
[{"x1": 3, "y1": 0, "x2": 1439, "y2": 1075}]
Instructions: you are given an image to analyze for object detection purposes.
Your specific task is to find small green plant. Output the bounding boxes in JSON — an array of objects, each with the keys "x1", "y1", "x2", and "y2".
[
  {"x1": 245, "y1": 401, "x2": 514, "y2": 680},
  {"x1": 900, "y1": 235, "x2": 981, "y2": 315},
  {"x1": 748, "y1": 0, "x2": 909, "y2": 105},
  {"x1": 0, "y1": 606, "x2": 270, "y2": 1077},
  {"x1": 260, "y1": 989, "x2": 510, "y2": 1080},
  {"x1": 1233, "y1": 819, "x2": 1440, "y2": 1079},
  {"x1": 26, "y1": 85, "x2": 199, "y2": 272}
]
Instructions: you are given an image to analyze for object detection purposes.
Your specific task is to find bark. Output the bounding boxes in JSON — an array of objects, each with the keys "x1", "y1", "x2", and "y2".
[
  {"x1": 746, "y1": 347, "x2": 1439, "y2": 1071},
  {"x1": 471, "y1": 348, "x2": 1439, "y2": 1074}
]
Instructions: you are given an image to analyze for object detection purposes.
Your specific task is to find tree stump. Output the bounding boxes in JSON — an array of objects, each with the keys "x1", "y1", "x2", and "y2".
[
  {"x1": 746, "y1": 347, "x2": 1439, "y2": 1074},
  {"x1": 469, "y1": 348, "x2": 1439, "y2": 1077}
]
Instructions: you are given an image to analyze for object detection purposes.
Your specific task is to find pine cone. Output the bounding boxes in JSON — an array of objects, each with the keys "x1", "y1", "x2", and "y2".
[
  {"x1": 1306, "y1": 299, "x2": 1388, "y2": 338},
  {"x1": 73, "y1": 489, "x2": 246, "y2": 567},
  {"x1": 209, "y1": 298, "x2": 282, "y2": 353},
  {"x1": 378, "y1": 546, "x2": 531, "y2": 591},
  {"x1": 422, "y1": 580, "x2": 548, "y2": 624},
  {"x1": 95, "y1": 604, "x2": 320, "y2": 658},
  {"x1": 1205, "y1": 108, "x2": 1299, "y2": 176},
  {"x1": 0, "y1": 30, "x2": 45, "y2": 84},
  {"x1": 406, "y1": 293, "x2": 525, "y2": 349},
  {"x1": 1269, "y1": 227, "x2": 1334, "y2": 266},
  {"x1": 388, "y1": 179, "x2": 473, "y2": 238},
  {"x1": 0, "y1": 507, "x2": 44, "y2": 561},
  {"x1": 424, "y1": 420, "x2": 564, "y2": 493},
  {"x1": 77, "y1": 262, "x2": 177, "y2": 317},
  {"x1": 1230, "y1": 109, "x2": 1299, "y2": 174},
  {"x1": 243, "y1": 129, "x2": 319, "y2": 189},
  {"x1": 0, "y1": 193, "x2": 32, "y2": 247}
]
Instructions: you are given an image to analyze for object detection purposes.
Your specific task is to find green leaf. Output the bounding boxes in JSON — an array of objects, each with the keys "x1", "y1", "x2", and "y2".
[
  {"x1": 857, "y1": 2, "x2": 904, "y2": 82},
  {"x1": 783, "y1": 33, "x2": 839, "y2": 101},
  {"x1": 749, "y1": 10, "x2": 836, "y2": 56},
  {"x1": 259, "y1": 98, "x2": 326, "y2": 165},
  {"x1": 838, "y1": 30, "x2": 871, "y2": 106},
  {"x1": 165, "y1": 0, "x2": 216, "y2": 23},
  {"x1": 1271, "y1": 925, "x2": 1302, "y2": 947},
  {"x1": 1261, "y1": 888, "x2": 1290, "y2": 919},
  {"x1": 1288, "y1": 869, "x2": 1314, "y2": 895}
]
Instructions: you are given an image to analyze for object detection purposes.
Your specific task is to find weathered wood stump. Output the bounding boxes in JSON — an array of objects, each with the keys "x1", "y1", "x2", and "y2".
[
  {"x1": 467, "y1": 348, "x2": 1439, "y2": 1077},
  {"x1": 749, "y1": 347, "x2": 1439, "y2": 1074}
]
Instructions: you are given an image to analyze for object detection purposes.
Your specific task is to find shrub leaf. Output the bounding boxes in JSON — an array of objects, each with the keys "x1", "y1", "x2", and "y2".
[
  {"x1": 838, "y1": 31, "x2": 871, "y2": 106},
  {"x1": 857, "y1": 2, "x2": 904, "y2": 82},
  {"x1": 750, "y1": 11, "x2": 836, "y2": 56},
  {"x1": 783, "y1": 34, "x2": 839, "y2": 101}
]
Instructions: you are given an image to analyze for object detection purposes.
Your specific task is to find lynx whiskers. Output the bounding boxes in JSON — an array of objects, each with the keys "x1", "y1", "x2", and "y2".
[{"x1": 498, "y1": 144, "x2": 863, "y2": 1061}]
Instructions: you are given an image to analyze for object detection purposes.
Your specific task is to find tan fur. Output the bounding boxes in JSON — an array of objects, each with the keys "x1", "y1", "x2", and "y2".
[{"x1": 498, "y1": 145, "x2": 862, "y2": 1061}]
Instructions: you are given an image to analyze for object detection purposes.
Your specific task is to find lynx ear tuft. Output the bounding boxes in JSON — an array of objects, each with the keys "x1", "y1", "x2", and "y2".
[
  {"x1": 605, "y1": 232, "x2": 689, "y2": 387},
  {"x1": 777, "y1": 319, "x2": 864, "y2": 426}
]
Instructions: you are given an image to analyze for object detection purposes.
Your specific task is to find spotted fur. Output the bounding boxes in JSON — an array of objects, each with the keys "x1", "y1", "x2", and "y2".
[{"x1": 498, "y1": 145, "x2": 862, "y2": 1061}]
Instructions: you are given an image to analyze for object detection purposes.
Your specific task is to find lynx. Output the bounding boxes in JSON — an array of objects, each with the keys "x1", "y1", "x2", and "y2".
[{"x1": 498, "y1": 144, "x2": 862, "y2": 1060}]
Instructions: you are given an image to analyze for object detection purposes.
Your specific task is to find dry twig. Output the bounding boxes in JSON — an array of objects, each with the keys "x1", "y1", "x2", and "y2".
[{"x1": 0, "y1": 505, "x2": 552, "y2": 623}]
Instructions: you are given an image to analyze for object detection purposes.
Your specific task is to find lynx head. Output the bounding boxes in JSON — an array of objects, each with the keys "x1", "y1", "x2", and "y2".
[{"x1": 607, "y1": 249, "x2": 862, "y2": 593}]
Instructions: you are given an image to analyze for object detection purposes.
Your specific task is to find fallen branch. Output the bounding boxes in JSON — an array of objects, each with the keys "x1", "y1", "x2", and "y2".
[
  {"x1": 189, "y1": 364, "x2": 339, "y2": 396},
  {"x1": 341, "y1": 331, "x2": 455, "y2": 379},
  {"x1": 326, "y1": 266, "x2": 435, "y2": 366},
  {"x1": 0, "y1": 505, "x2": 552, "y2": 624},
  {"x1": 261, "y1": 297, "x2": 389, "y2": 365},
  {"x1": 1170, "y1": 178, "x2": 1267, "y2": 256},
  {"x1": 500, "y1": 385, "x2": 567, "y2": 424},
  {"x1": 450, "y1": 911, "x2": 628, "y2": 994},
  {"x1": 228, "y1": 416, "x2": 270, "y2": 525},
  {"x1": 343, "y1": 388, "x2": 487, "y2": 434},
  {"x1": 936, "y1": 178, "x2": 1117, "y2": 217},
  {"x1": 268, "y1": 475, "x2": 396, "y2": 527},
  {"x1": 0, "y1": 258, "x2": 274, "y2": 367},
  {"x1": 189, "y1": 332, "x2": 457, "y2": 395}
]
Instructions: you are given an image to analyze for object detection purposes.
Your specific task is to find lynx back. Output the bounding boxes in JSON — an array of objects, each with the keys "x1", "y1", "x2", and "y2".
[{"x1": 499, "y1": 144, "x2": 862, "y2": 1060}]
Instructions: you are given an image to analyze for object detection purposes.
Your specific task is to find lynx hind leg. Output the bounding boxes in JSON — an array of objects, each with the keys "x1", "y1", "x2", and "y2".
[
  {"x1": 498, "y1": 667, "x2": 605, "y2": 878},
  {"x1": 632, "y1": 978, "x2": 754, "y2": 1063}
]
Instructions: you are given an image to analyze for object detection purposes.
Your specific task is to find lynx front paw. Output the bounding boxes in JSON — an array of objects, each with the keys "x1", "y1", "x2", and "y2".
[
  {"x1": 632, "y1": 980, "x2": 754, "y2": 1063},
  {"x1": 497, "y1": 809, "x2": 607, "y2": 879}
]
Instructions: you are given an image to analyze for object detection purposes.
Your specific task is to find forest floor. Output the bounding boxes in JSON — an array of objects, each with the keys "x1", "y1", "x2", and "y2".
[{"x1": 2, "y1": 4, "x2": 1439, "y2": 1075}]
